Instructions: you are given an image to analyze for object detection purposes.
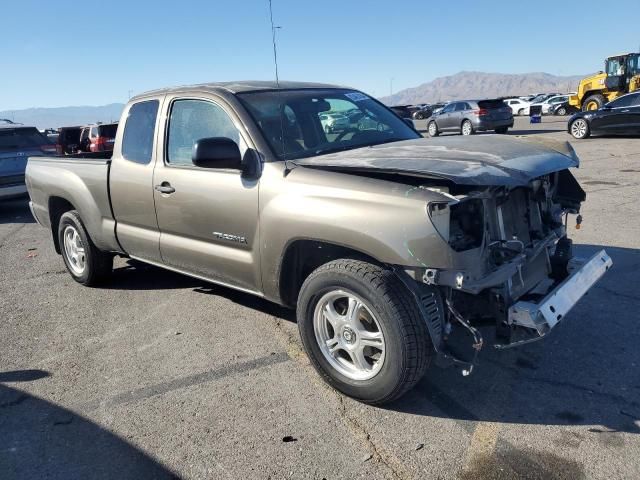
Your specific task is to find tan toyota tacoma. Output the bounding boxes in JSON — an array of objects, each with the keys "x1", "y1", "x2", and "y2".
[{"x1": 26, "y1": 82, "x2": 611, "y2": 404}]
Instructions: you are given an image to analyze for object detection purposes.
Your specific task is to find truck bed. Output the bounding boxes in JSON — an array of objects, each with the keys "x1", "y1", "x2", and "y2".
[{"x1": 26, "y1": 154, "x2": 121, "y2": 253}]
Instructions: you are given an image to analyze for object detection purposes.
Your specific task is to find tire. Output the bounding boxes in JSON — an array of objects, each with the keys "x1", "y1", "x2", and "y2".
[
  {"x1": 414, "y1": 112, "x2": 424, "y2": 120},
  {"x1": 461, "y1": 120, "x2": 474, "y2": 136},
  {"x1": 570, "y1": 118, "x2": 591, "y2": 139},
  {"x1": 495, "y1": 127, "x2": 508, "y2": 134},
  {"x1": 58, "y1": 210, "x2": 112, "y2": 286},
  {"x1": 518, "y1": 108, "x2": 524, "y2": 116},
  {"x1": 297, "y1": 259, "x2": 432, "y2": 405},
  {"x1": 582, "y1": 94, "x2": 605, "y2": 112},
  {"x1": 556, "y1": 106, "x2": 567, "y2": 116},
  {"x1": 427, "y1": 121, "x2": 439, "y2": 137}
]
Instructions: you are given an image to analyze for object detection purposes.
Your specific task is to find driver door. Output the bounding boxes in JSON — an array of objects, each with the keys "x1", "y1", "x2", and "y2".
[{"x1": 152, "y1": 96, "x2": 261, "y2": 293}]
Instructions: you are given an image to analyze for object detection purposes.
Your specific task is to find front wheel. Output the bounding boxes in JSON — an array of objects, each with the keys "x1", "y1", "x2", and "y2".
[
  {"x1": 570, "y1": 118, "x2": 591, "y2": 139},
  {"x1": 297, "y1": 259, "x2": 432, "y2": 405},
  {"x1": 461, "y1": 120, "x2": 474, "y2": 136},
  {"x1": 427, "y1": 121, "x2": 439, "y2": 137},
  {"x1": 58, "y1": 210, "x2": 112, "y2": 286},
  {"x1": 556, "y1": 106, "x2": 567, "y2": 116},
  {"x1": 582, "y1": 94, "x2": 605, "y2": 112}
]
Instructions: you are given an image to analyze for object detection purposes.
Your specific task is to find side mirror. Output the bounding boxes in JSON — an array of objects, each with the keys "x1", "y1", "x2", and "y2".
[{"x1": 192, "y1": 137, "x2": 242, "y2": 169}]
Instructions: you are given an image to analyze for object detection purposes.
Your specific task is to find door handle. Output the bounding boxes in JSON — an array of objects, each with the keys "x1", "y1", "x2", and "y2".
[{"x1": 155, "y1": 183, "x2": 175, "y2": 194}]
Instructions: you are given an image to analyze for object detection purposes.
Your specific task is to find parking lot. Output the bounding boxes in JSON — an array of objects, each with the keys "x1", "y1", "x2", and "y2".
[{"x1": 1, "y1": 115, "x2": 639, "y2": 479}]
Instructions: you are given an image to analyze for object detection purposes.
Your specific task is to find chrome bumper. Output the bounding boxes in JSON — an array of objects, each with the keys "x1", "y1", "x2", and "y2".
[{"x1": 508, "y1": 250, "x2": 612, "y2": 335}]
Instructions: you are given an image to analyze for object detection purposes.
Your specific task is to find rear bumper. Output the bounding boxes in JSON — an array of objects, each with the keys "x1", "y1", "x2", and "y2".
[
  {"x1": 508, "y1": 250, "x2": 612, "y2": 335},
  {"x1": 0, "y1": 183, "x2": 27, "y2": 199},
  {"x1": 474, "y1": 118, "x2": 514, "y2": 131}
]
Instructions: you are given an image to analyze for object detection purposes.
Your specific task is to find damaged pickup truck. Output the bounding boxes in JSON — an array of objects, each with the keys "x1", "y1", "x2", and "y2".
[{"x1": 26, "y1": 82, "x2": 611, "y2": 404}]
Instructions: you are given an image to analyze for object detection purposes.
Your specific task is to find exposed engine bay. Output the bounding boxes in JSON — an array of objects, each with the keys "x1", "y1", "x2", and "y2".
[{"x1": 410, "y1": 168, "x2": 612, "y2": 373}]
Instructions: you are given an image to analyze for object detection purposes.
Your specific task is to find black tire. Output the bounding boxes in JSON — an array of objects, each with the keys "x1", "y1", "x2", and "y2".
[
  {"x1": 582, "y1": 94, "x2": 605, "y2": 112},
  {"x1": 556, "y1": 106, "x2": 567, "y2": 116},
  {"x1": 569, "y1": 118, "x2": 591, "y2": 139},
  {"x1": 427, "y1": 121, "x2": 439, "y2": 137},
  {"x1": 461, "y1": 119, "x2": 474, "y2": 135},
  {"x1": 297, "y1": 259, "x2": 432, "y2": 405},
  {"x1": 495, "y1": 127, "x2": 509, "y2": 134},
  {"x1": 517, "y1": 108, "x2": 525, "y2": 116},
  {"x1": 58, "y1": 210, "x2": 112, "y2": 286}
]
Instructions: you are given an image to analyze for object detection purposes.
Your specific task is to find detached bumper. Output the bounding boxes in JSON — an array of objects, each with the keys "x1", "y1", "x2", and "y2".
[{"x1": 508, "y1": 250, "x2": 612, "y2": 335}]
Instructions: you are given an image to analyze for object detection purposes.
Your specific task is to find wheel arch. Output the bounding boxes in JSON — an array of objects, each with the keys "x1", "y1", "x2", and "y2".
[
  {"x1": 277, "y1": 239, "x2": 381, "y2": 307},
  {"x1": 48, "y1": 196, "x2": 76, "y2": 254}
]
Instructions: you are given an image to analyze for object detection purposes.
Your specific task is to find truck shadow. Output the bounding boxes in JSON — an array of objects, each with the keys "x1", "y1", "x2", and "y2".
[
  {"x1": 388, "y1": 244, "x2": 640, "y2": 434},
  {"x1": 0, "y1": 197, "x2": 35, "y2": 225},
  {"x1": 0, "y1": 370, "x2": 180, "y2": 480}
]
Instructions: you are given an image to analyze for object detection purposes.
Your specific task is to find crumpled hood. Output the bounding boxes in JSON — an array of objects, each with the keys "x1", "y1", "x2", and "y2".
[{"x1": 294, "y1": 136, "x2": 580, "y2": 186}]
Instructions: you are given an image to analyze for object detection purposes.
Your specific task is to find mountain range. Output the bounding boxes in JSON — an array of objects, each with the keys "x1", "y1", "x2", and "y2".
[
  {"x1": 380, "y1": 71, "x2": 587, "y2": 105},
  {"x1": 0, "y1": 103, "x2": 125, "y2": 130},
  {"x1": 1, "y1": 71, "x2": 589, "y2": 128}
]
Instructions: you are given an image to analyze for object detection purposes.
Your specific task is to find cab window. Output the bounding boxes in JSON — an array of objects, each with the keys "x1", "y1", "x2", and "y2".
[{"x1": 166, "y1": 99, "x2": 245, "y2": 167}]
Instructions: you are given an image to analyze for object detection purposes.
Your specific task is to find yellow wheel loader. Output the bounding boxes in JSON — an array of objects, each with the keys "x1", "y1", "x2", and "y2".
[{"x1": 569, "y1": 53, "x2": 640, "y2": 111}]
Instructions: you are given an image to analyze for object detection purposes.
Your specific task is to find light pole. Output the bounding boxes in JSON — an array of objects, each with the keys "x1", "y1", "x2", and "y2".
[{"x1": 389, "y1": 78, "x2": 394, "y2": 97}]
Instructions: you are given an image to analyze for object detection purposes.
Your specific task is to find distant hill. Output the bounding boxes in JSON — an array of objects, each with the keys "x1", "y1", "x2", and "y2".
[
  {"x1": 380, "y1": 71, "x2": 587, "y2": 105},
  {"x1": 0, "y1": 103, "x2": 125, "y2": 130}
]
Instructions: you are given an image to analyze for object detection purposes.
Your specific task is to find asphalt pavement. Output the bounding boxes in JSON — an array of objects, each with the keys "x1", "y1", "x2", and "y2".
[{"x1": 1, "y1": 116, "x2": 639, "y2": 479}]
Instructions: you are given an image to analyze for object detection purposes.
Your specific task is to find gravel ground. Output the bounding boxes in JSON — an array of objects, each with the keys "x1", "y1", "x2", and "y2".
[{"x1": 1, "y1": 116, "x2": 639, "y2": 479}]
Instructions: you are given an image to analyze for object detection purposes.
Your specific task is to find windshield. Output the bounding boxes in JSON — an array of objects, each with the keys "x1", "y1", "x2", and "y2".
[{"x1": 237, "y1": 89, "x2": 420, "y2": 161}]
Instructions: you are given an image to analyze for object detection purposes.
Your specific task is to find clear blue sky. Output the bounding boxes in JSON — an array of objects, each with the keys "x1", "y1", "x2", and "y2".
[{"x1": 2, "y1": 0, "x2": 639, "y2": 110}]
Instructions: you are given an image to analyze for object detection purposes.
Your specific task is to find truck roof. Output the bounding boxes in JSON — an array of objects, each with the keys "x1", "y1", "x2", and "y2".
[{"x1": 133, "y1": 81, "x2": 347, "y2": 100}]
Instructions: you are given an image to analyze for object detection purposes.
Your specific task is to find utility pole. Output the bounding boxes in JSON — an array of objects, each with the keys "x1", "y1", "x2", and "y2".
[
  {"x1": 268, "y1": 0, "x2": 281, "y2": 87},
  {"x1": 390, "y1": 78, "x2": 394, "y2": 97}
]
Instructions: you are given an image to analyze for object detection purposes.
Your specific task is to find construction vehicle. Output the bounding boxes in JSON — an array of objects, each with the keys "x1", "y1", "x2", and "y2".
[{"x1": 569, "y1": 53, "x2": 640, "y2": 111}]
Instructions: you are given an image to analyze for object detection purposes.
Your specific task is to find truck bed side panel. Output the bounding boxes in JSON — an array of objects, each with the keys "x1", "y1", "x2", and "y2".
[{"x1": 26, "y1": 157, "x2": 121, "y2": 253}]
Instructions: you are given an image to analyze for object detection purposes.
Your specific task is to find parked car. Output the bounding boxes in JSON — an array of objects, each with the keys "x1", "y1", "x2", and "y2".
[
  {"x1": 412, "y1": 105, "x2": 433, "y2": 120},
  {"x1": 540, "y1": 95, "x2": 571, "y2": 115},
  {"x1": 26, "y1": 81, "x2": 610, "y2": 404},
  {"x1": 427, "y1": 99, "x2": 513, "y2": 136},
  {"x1": 56, "y1": 126, "x2": 82, "y2": 155},
  {"x1": 1, "y1": 123, "x2": 55, "y2": 199},
  {"x1": 389, "y1": 105, "x2": 422, "y2": 119},
  {"x1": 568, "y1": 91, "x2": 640, "y2": 139},
  {"x1": 430, "y1": 102, "x2": 446, "y2": 114},
  {"x1": 319, "y1": 113, "x2": 350, "y2": 133},
  {"x1": 504, "y1": 98, "x2": 530, "y2": 116},
  {"x1": 78, "y1": 123, "x2": 118, "y2": 152},
  {"x1": 551, "y1": 102, "x2": 579, "y2": 116}
]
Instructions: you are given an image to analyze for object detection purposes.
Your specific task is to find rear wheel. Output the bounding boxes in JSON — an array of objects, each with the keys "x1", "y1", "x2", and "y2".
[
  {"x1": 582, "y1": 94, "x2": 605, "y2": 112},
  {"x1": 427, "y1": 121, "x2": 439, "y2": 137},
  {"x1": 517, "y1": 108, "x2": 525, "y2": 116},
  {"x1": 461, "y1": 120, "x2": 474, "y2": 136},
  {"x1": 297, "y1": 259, "x2": 432, "y2": 405},
  {"x1": 570, "y1": 118, "x2": 590, "y2": 139},
  {"x1": 556, "y1": 106, "x2": 567, "y2": 116},
  {"x1": 58, "y1": 210, "x2": 112, "y2": 286}
]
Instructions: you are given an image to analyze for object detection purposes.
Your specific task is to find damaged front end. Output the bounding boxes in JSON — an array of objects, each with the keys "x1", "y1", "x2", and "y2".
[{"x1": 401, "y1": 168, "x2": 612, "y2": 374}]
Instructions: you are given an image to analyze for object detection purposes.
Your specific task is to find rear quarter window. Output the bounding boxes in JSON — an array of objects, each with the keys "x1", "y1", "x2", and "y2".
[{"x1": 122, "y1": 100, "x2": 159, "y2": 164}]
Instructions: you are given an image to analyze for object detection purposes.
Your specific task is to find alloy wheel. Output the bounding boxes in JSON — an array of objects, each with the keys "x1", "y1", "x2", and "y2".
[
  {"x1": 63, "y1": 225, "x2": 86, "y2": 275},
  {"x1": 313, "y1": 290, "x2": 386, "y2": 381}
]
